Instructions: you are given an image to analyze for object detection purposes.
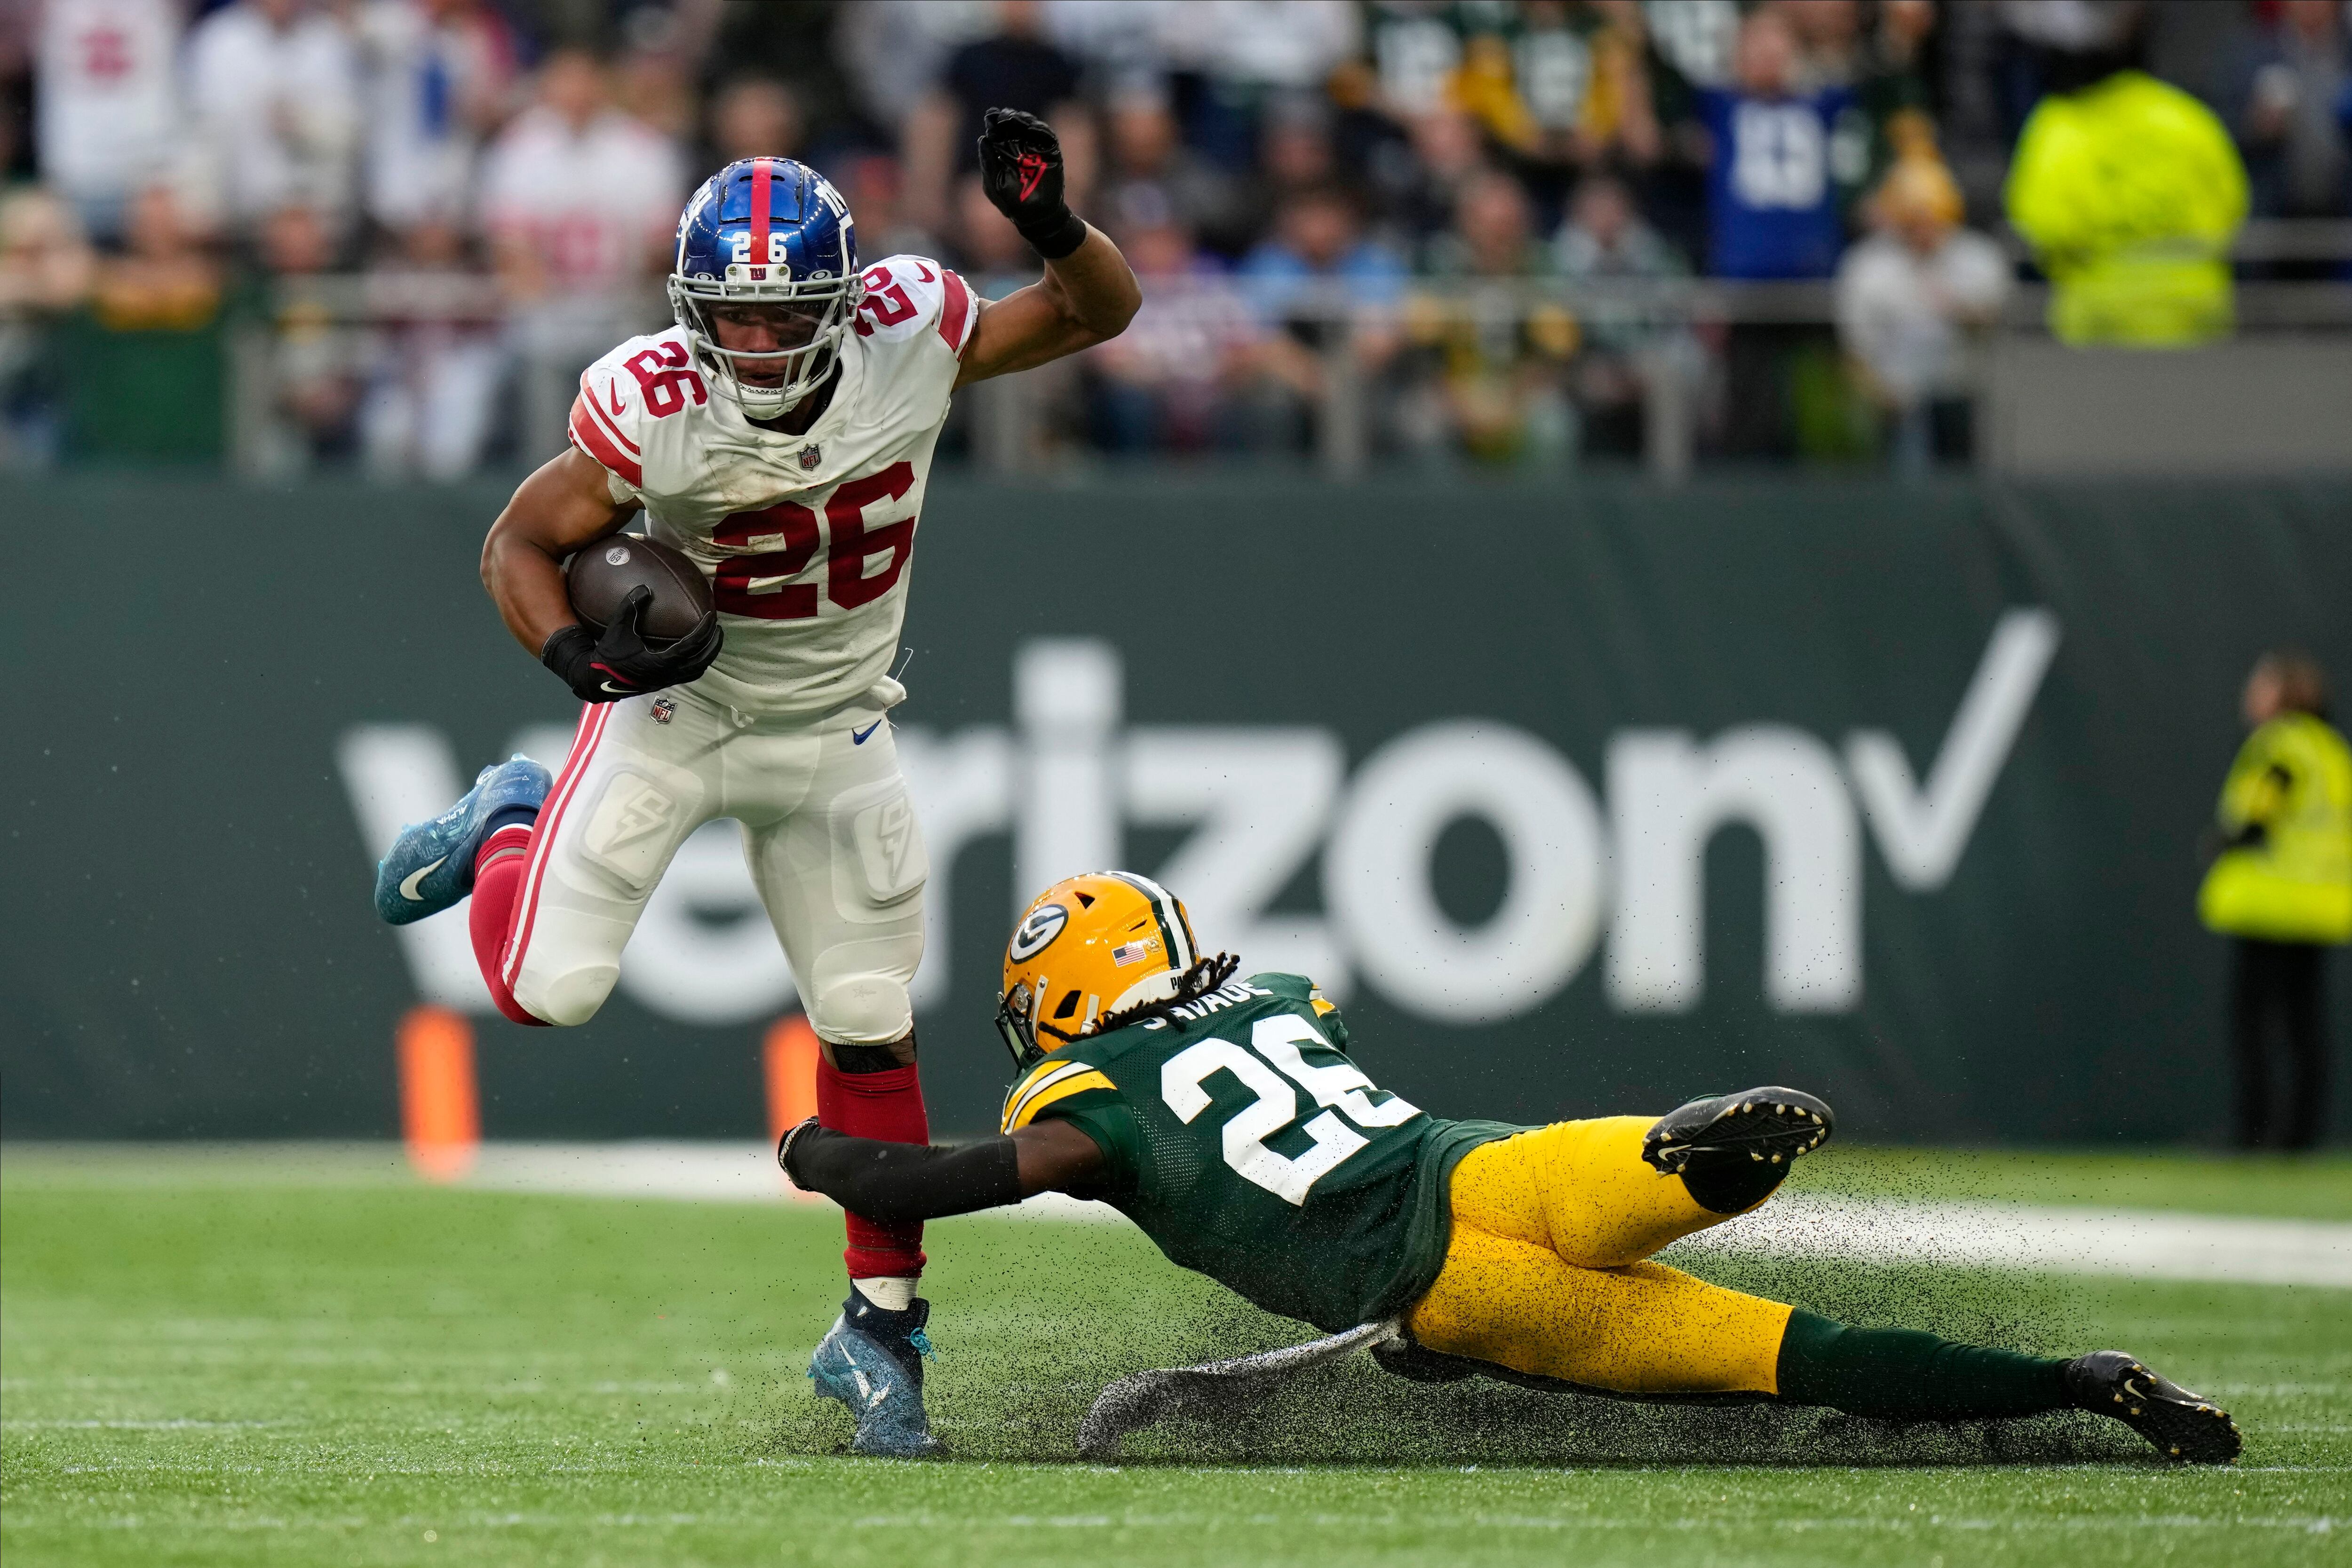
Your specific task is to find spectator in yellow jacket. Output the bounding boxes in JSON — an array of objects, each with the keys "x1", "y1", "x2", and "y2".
[
  {"x1": 2005, "y1": 70, "x2": 2248, "y2": 347},
  {"x1": 2199, "y1": 653, "x2": 2352, "y2": 1150}
]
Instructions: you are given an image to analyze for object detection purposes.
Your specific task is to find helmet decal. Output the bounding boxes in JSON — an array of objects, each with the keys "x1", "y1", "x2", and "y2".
[
  {"x1": 1104, "y1": 871, "x2": 1196, "y2": 970},
  {"x1": 748, "y1": 152, "x2": 772, "y2": 262},
  {"x1": 1009, "y1": 902, "x2": 1069, "y2": 961}
]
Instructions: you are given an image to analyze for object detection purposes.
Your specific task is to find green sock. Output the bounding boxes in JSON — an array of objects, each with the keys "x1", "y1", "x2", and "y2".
[{"x1": 1775, "y1": 1310, "x2": 2072, "y2": 1420}]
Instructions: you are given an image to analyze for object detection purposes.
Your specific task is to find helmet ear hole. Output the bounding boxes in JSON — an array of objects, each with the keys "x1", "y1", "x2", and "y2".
[{"x1": 1052, "y1": 989, "x2": 1082, "y2": 1021}]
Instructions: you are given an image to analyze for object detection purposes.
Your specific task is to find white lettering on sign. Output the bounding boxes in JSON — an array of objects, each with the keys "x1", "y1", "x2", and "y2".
[{"x1": 338, "y1": 616, "x2": 2056, "y2": 1026}]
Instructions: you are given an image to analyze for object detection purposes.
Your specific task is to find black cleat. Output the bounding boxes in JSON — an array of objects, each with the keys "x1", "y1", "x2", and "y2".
[
  {"x1": 1640, "y1": 1086, "x2": 1835, "y2": 1176},
  {"x1": 2065, "y1": 1351, "x2": 2241, "y2": 1464}
]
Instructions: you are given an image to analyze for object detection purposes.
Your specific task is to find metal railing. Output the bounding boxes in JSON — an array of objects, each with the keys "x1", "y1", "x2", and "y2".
[
  {"x1": 946, "y1": 274, "x2": 2352, "y2": 482},
  {"x1": 22, "y1": 246, "x2": 2348, "y2": 483}
]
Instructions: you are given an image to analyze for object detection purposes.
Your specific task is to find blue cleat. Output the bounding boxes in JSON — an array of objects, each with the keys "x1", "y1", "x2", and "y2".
[
  {"x1": 372, "y1": 755, "x2": 551, "y2": 926},
  {"x1": 808, "y1": 1294, "x2": 943, "y2": 1457}
]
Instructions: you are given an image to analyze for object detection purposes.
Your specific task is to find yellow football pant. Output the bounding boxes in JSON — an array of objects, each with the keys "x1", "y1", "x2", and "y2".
[{"x1": 1404, "y1": 1117, "x2": 1793, "y2": 1396}]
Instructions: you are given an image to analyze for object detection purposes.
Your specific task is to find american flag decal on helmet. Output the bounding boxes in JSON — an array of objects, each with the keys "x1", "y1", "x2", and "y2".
[{"x1": 1111, "y1": 936, "x2": 1160, "y2": 967}]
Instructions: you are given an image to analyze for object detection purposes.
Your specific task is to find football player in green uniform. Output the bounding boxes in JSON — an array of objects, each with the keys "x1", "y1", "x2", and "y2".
[{"x1": 780, "y1": 872, "x2": 2242, "y2": 1464}]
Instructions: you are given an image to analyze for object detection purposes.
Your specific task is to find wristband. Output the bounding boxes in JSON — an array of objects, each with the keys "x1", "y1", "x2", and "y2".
[
  {"x1": 541, "y1": 624, "x2": 594, "y2": 678},
  {"x1": 1018, "y1": 209, "x2": 1089, "y2": 261},
  {"x1": 776, "y1": 1116, "x2": 822, "y2": 1181}
]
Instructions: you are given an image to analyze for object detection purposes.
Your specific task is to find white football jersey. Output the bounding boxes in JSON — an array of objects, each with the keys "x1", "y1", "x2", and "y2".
[{"x1": 567, "y1": 255, "x2": 979, "y2": 718}]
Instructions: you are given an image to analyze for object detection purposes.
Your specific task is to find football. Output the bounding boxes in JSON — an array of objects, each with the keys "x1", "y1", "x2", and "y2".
[{"x1": 564, "y1": 533, "x2": 714, "y2": 642}]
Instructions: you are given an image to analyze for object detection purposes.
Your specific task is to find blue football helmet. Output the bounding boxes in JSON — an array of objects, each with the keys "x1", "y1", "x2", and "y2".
[{"x1": 669, "y1": 158, "x2": 862, "y2": 419}]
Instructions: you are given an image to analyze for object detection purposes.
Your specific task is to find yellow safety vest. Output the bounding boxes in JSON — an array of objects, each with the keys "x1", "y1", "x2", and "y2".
[
  {"x1": 2199, "y1": 712, "x2": 2352, "y2": 944},
  {"x1": 2005, "y1": 71, "x2": 2248, "y2": 347}
]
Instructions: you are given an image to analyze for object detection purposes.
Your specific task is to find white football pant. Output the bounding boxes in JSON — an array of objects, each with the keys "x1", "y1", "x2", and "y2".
[{"x1": 500, "y1": 684, "x2": 927, "y2": 1041}]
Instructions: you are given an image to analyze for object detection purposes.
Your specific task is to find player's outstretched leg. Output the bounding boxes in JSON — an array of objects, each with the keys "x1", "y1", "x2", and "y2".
[
  {"x1": 1402, "y1": 1236, "x2": 2243, "y2": 1461},
  {"x1": 371, "y1": 756, "x2": 549, "y2": 925},
  {"x1": 808, "y1": 1290, "x2": 942, "y2": 1458},
  {"x1": 1778, "y1": 1313, "x2": 2242, "y2": 1462},
  {"x1": 1640, "y1": 1085, "x2": 1834, "y2": 1214}
]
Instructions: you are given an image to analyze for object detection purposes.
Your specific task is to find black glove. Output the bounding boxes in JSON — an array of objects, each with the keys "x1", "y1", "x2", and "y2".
[
  {"x1": 540, "y1": 585, "x2": 722, "y2": 704},
  {"x1": 977, "y1": 105, "x2": 1088, "y2": 260}
]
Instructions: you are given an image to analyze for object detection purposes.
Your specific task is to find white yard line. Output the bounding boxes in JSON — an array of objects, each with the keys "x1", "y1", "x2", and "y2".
[
  {"x1": 7, "y1": 1141, "x2": 2343, "y2": 1286},
  {"x1": 449, "y1": 1142, "x2": 2352, "y2": 1288},
  {"x1": 460, "y1": 1140, "x2": 1121, "y2": 1221},
  {"x1": 1662, "y1": 1194, "x2": 2352, "y2": 1289}
]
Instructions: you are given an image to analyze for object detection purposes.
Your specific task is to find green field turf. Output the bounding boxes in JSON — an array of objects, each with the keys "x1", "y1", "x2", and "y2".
[{"x1": 3, "y1": 1147, "x2": 2346, "y2": 1568}]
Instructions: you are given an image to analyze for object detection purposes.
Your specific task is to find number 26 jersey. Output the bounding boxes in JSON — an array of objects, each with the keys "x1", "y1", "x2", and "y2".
[
  {"x1": 566, "y1": 256, "x2": 978, "y2": 720},
  {"x1": 1000, "y1": 973, "x2": 1516, "y2": 1332}
]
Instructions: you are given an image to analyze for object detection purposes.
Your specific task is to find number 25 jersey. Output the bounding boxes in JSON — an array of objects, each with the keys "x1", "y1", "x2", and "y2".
[
  {"x1": 565, "y1": 256, "x2": 978, "y2": 720},
  {"x1": 1000, "y1": 973, "x2": 1515, "y2": 1332}
]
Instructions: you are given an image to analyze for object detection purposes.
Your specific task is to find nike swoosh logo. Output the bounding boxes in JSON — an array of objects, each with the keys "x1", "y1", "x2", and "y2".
[
  {"x1": 867, "y1": 1379, "x2": 893, "y2": 1408},
  {"x1": 601, "y1": 682, "x2": 632, "y2": 696},
  {"x1": 398, "y1": 856, "x2": 448, "y2": 901},
  {"x1": 601, "y1": 379, "x2": 627, "y2": 419},
  {"x1": 851, "y1": 720, "x2": 882, "y2": 744}
]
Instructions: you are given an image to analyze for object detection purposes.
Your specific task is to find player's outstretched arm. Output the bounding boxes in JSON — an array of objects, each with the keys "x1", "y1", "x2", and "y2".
[
  {"x1": 955, "y1": 106, "x2": 1141, "y2": 387},
  {"x1": 778, "y1": 1117, "x2": 1106, "y2": 1223}
]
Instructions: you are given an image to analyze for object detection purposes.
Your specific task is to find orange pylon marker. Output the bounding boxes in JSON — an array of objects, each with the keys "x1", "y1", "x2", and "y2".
[
  {"x1": 764, "y1": 1014, "x2": 821, "y2": 1197},
  {"x1": 397, "y1": 1005, "x2": 480, "y2": 1182}
]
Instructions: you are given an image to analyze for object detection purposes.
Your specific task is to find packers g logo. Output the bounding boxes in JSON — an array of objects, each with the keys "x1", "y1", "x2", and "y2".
[{"x1": 1009, "y1": 903, "x2": 1068, "y2": 961}]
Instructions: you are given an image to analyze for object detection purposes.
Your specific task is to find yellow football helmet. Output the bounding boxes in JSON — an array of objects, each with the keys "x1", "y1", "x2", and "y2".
[{"x1": 996, "y1": 871, "x2": 1202, "y2": 1068}]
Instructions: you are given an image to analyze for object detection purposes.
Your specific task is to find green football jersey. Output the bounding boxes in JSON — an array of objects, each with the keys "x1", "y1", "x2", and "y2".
[{"x1": 999, "y1": 972, "x2": 1516, "y2": 1332}]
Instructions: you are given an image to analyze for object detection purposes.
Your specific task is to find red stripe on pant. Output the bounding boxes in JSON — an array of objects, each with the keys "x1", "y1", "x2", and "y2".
[
  {"x1": 469, "y1": 703, "x2": 609, "y2": 1026},
  {"x1": 500, "y1": 703, "x2": 611, "y2": 997},
  {"x1": 816, "y1": 1055, "x2": 930, "y2": 1278}
]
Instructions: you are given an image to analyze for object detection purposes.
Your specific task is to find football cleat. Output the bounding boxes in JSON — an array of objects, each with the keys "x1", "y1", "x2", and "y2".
[
  {"x1": 371, "y1": 756, "x2": 550, "y2": 926},
  {"x1": 1641, "y1": 1085, "x2": 1835, "y2": 1176},
  {"x1": 2065, "y1": 1350, "x2": 2242, "y2": 1463},
  {"x1": 808, "y1": 1293, "x2": 943, "y2": 1457}
]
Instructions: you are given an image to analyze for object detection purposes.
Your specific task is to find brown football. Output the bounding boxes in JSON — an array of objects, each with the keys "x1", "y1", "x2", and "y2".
[{"x1": 565, "y1": 534, "x2": 715, "y2": 643}]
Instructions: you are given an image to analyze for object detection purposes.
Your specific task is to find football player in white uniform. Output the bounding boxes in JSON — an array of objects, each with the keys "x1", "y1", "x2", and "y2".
[{"x1": 373, "y1": 110, "x2": 1138, "y2": 1455}]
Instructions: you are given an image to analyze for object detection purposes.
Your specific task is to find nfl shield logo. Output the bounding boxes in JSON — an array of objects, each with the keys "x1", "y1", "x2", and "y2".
[
  {"x1": 797, "y1": 444, "x2": 821, "y2": 472},
  {"x1": 651, "y1": 697, "x2": 676, "y2": 725}
]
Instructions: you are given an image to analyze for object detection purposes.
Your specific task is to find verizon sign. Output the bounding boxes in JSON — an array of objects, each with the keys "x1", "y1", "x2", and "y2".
[{"x1": 339, "y1": 610, "x2": 2058, "y2": 1029}]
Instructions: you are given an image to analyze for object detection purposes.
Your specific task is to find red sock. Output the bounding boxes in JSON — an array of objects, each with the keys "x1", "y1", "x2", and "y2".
[
  {"x1": 816, "y1": 1055, "x2": 930, "y2": 1279},
  {"x1": 469, "y1": 824, "x2": 545, "y2": 1027}
]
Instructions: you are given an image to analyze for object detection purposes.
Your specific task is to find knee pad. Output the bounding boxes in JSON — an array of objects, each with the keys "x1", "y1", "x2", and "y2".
[
  {"x1": 512, "y1": 962, "x2": 619, "y2": 1028},
  {"x1": 810, "y1": 973, "x2": 913, "y2": 1050}
]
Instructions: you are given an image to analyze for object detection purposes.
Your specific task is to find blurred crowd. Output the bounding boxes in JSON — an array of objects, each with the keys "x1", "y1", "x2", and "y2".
[{"x1": 0, "y1": 0, "x2": 2346, "y2": 475}]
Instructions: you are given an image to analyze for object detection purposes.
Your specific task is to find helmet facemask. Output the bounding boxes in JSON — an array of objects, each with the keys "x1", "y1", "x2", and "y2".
[
  {"x1": 668, "y1": 267, "x2": 861, "y2": 421},
  {"x1": 995, "y1": 979, "x2": 1044, "y2": 1069}
]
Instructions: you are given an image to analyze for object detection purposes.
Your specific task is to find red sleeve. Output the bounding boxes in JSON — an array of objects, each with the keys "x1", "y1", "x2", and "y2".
[
  {"x1": 566, "y1": 386, "x2": 642, "y2": 489},
  {"x1": 937, "y1": 268, "x2": 976, "y2": 357}
]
